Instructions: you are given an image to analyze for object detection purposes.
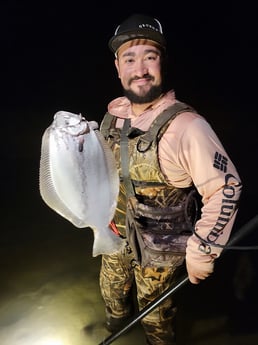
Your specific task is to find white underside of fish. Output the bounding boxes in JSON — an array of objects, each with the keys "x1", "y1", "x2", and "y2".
[{"x1": 39, "y1": 111, "x2": 124, "y2": 256}]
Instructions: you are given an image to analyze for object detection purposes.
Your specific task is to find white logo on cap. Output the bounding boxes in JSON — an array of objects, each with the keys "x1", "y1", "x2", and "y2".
[{"x1": 139, "y1": 23, "x2": 159, "y2": 32}]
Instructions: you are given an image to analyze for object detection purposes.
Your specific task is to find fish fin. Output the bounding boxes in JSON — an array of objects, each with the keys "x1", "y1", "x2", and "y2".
[
  {"x1": 92, "y1": 226, "x2": 124, "y2": 257},
  {"x1": 94, "y1": 130, "x2": 120, "y2": 219},
  {"x1": 39, "y1": 128, "x2": 86, "y2": 227}
]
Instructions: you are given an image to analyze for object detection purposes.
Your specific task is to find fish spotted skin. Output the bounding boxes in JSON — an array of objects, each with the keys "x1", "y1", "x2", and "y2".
[{"x1": 39, "y1": 111, "x2": 124, "y2": 256}]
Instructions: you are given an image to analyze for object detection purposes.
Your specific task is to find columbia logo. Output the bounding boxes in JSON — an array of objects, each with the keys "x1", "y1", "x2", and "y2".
[{"x1": 213, "y1": 152, "x2": 228, "y2": 172}]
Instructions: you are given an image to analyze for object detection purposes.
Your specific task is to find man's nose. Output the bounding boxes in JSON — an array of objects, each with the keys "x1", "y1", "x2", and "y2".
[{"x1": 134, "y1": 60, "x2": 148, "y2": 76}]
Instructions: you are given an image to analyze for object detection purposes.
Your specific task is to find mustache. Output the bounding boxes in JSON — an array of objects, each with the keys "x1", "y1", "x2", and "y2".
[{"x1": 129, "y1": 74, "x2": 154, "y2": 85}]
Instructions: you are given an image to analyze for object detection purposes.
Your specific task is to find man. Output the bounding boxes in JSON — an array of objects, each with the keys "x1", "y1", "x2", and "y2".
[{"x1": 99, "y1": 13, "x2": 242, "y2": 345}]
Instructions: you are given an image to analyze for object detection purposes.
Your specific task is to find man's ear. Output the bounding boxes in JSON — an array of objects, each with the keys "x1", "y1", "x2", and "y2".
[{"x1": 114, "y1": 59, "x2": 121, "y2": 78}]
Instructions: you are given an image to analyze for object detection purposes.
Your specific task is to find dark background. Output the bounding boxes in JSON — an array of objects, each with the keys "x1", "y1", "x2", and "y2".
[
  {"x1": 5, "y1": 1, "x2": 257, "y2": 230},
  {"x1": 2, "y1": 0, "x2": 258, "y2": 334}
]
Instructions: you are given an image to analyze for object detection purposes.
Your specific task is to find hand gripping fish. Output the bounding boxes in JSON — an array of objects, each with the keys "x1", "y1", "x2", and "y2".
[{"x1": 39, "y1": 111, "x2": 124, "y2": 256}]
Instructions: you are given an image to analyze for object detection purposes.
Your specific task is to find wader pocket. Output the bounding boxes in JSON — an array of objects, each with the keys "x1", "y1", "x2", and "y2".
[{"x1": 126, "y1": 196, "x2": 195, "y2": 267}]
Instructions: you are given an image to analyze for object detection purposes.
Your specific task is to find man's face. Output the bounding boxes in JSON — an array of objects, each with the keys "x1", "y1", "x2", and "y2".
[{"x1": 115, "y1": 43, "x2": 163, "y2": 104}]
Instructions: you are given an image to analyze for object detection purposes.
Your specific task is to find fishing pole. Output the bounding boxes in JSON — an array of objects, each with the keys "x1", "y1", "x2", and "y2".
[{"x1": 98, "y1": 214, "x2": 258, "y2": 345}]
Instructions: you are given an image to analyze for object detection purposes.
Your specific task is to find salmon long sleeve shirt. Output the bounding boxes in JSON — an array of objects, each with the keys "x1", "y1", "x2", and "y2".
[{"x1": 107, "y1": 90, "x2": 242, "y2": 259}]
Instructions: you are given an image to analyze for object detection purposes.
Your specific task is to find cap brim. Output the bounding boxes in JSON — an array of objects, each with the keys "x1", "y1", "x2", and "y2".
[{"x1": 109, "y1": 29, "x2": 166, "y2": 54}]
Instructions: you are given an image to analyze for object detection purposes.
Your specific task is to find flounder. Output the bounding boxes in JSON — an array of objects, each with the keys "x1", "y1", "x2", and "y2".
[{"x1": 39, "y1": 111, "x2": 123, "y2": 256}]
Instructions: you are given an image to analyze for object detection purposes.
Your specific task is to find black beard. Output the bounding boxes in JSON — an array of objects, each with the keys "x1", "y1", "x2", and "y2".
[{"x1": 123, "y1": 84, "x2": 163, "y2": 104}]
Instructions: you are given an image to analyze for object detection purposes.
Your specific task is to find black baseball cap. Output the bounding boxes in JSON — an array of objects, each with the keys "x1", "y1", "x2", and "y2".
[{"x1": 109, "y1": 14, "x2": 166, "y2": 54}]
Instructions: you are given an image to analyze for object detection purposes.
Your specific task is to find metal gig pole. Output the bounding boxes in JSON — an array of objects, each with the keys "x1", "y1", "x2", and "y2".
[{"x1": 98, "y1": 214, "x2": 258, "y2": 345}]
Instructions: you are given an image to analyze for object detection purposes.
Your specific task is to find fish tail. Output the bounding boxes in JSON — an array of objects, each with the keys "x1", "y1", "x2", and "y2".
[{"x1": 92, "y1": 227, "x2": 124, "y2": 257}]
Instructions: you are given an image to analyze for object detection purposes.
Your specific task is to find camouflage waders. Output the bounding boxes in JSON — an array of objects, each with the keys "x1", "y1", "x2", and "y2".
[
  {"x1": 100, "y1": 241, "x2": 184, "y2": 344},
  {"x1": 99, "y1": 103, "x2": 197, "y2": 344}
]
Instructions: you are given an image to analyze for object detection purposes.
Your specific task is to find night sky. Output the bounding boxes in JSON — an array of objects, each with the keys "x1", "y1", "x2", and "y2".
[{"x1": 3, "y1": 1, "x2": 258, "y2": 242}]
